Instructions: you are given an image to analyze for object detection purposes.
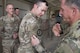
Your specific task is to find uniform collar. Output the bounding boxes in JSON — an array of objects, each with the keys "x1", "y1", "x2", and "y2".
[
  {"x1": 71, "y1": 20, "x2": 80, "y2": 29},
  {"x1": 6, "y1": 14, "x2": 14, "y2": 18}
]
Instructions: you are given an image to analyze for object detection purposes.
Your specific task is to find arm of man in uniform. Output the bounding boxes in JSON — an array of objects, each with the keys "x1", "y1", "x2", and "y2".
[
  {"x1": 31, "y1": 35, "x2": 46, "y2": 53},
  {"x1": 19, "y1": 18, "x2": 30, "y2": 44},
  {"x1": 12, "y1": 16, "x2": 20, "y2": 39},
  {"x1": 0, "y1": 17, "x2": 4, "y2": 38},
  {"x1": 19, "y1": 16, "x2": 46, "y2": 53}
]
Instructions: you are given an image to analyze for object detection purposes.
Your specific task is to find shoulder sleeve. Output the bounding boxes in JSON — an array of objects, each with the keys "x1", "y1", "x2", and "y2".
[
  {"x1": 72, "y1": 25, "x2": 80, "y2": 38},
  {"x1": 0, "y1": 16, "x2": 4, "y2": 38},
  {"x1": 14, "y1": 16, "x2": 21, "y2": 33},
  {"x1": 16, "y1": 16, "x2": 21, "y2": 24},
  {"x1": 19, "y1": 16, "x2": 29, "y2": 43},
  {"x1": 19, "y1": 15, "x2": 35, "y2": 44},
  {"x1": 34, "y1": 44, "x2": 45, "y2": 53}
]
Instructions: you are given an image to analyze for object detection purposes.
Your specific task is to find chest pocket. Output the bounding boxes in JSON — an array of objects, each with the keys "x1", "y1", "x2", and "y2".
[{"x1": 3, "y1": 18, "x2": 14, "y2": 33}]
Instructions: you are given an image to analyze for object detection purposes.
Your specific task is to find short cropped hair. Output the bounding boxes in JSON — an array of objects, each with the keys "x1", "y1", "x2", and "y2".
[
  {"x1": 6, "y1": 3, "x2": 13, "y2": 6},
  {"x1": 34, "y1": 0, "x2": 48, "y2": 6},
  {"x1": 65, "y1": 0, "x2": 80, "y2": 10},
  {"x1": 6, "y1": 3, "x2": 13, "y2": 8},
  {"x1": 14, "y1": 8, "x2": 19, "y2": 11}
]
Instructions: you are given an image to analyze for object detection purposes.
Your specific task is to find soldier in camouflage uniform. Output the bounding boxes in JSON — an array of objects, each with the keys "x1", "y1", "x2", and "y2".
[
  {"x1": 52, "y1": 0, "x2": 80, "y2": 53},
  {"x1": 0, "y1": 16, "x2": 4, "y2": 53},
  {"x1": 17, "y1": 0, "x2": 48, "y2": 53},
  {"x1": 0, "y1": 3, "x2": 20, "y2": 53},
  {"x1": 13, "y1": 8, "x2": 21, "y2": 53},
  {"x1": 14, "y1": 8, "x2": 21, "y2": 21}
]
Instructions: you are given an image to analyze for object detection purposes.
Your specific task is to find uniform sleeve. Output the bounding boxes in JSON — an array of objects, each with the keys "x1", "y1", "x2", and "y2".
[
  {"x1": 13, "y1": 16, "x2": 20, "y2": 33},
  {"x1": 19, "y1": 18, "x2": 30, "y2": 44},
  {"x1": 16, "y1": 16, "x2": 20, "y2": 25},
  {"x1": 0, "y1": 17, "x2": 4, "y2": 38},
  {"x1": 73, "y1": 28, "x2": 80, "y2": 38},
  {"x1": 53, "y1": 42, "x2": 76, "y2": 53},
  {"x1": 19, "y1": 16, "x2": 45, "y2": 53},
  {"x1": 19, "y1": 16, "x2": 35, "y2": 44},
  {"x1": 34, "y1": 44, "x2": 45, "y2": 53}
]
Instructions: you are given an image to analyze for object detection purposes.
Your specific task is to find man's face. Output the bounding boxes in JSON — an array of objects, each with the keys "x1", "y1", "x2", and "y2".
[
  {"x1": 60, "y1": 0, "x2": 73, "y2": 23},
  {"x1": 15, "y1": 9, "x2": 20, "y2": 16},
  {"x1": 35, "y1": 3, "x2": 48, "y2": 17},
  {"x1": 6, "y1": 4, "x2": 14, "y2": 15}
]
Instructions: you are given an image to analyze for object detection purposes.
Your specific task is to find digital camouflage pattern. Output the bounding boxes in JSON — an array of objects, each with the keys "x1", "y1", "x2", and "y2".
[
  {"x1": 13, "y1": 14, "x2": 20, "y2": 53},
  {"x1": 18, "y1": 12, "x2": 45, "y2": 53},
  {"x1": 54, "y1": 20, "x2": 80, "y2": 53},
  {"x1": 0, "y1": 15, "x2": 20, "y2": 53}
]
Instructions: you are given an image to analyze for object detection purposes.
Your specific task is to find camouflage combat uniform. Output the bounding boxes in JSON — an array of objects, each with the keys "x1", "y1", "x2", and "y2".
[
  {"x1": 54, "y1": 20, "x2": 80, "y2": 53},
  {"x1": 0, "y1": 15, "x2": 20, "y2": 53},
  {"x1": 18, "y1": 12, "x2": 45, "y2": 53},
  {"x1": 0, "y1": 16, "x2": 4, "y2": 53},
  {"x1": 13, "y1": 14, "x2": 20, "y2": 53}
]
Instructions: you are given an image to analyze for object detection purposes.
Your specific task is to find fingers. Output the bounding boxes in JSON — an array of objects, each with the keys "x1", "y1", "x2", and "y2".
[
  {"x1": 53, "y1": 29, "x2": 60, "y2": 36},
  {"x1": 52, "y1": 24, "x2": 61, "y2": 36},
  {"x1": 31, "y1": 35, "x2": 40, "y2": 46},
  {"x1": 31, "y1": 35, "x2": 37, "y2": 40},
  {"x1": 13, "y1": 32, "x2": 18, "y2": 38},
  {"x1": 32, "y1": 35, "x2": 36, "y2": 39},
  {"x1": 56, "y1": 23, "x2": 61, "y2": 31}
]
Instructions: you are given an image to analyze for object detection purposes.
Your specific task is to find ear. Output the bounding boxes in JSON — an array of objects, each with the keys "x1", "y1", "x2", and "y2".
[
  {"x1": 5, "y1": 8, "x2": 8, "y2": 12},
  {"x1": 72, "y1": 7, "x2": 78, "y2": 16},
  {"x1": 34, "y1": 4, "x2": 38, "y2": 8}
]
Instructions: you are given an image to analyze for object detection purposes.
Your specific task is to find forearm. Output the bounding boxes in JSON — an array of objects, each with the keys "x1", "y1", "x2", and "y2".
[{"x1": 34, "y1": 42, "x2": 46, "y2": 53}]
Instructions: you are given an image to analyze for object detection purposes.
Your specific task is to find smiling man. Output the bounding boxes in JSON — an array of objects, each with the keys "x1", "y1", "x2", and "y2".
[{"x1": 0, "y1": 3, "x2": 20, "y2": 53}]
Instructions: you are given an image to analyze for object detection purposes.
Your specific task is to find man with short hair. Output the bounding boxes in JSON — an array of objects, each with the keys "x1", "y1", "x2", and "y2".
[
  {"x1": 53, "y1": 0, "x2": 80, "y2": 53},
  {"x1": 0, "y1": 3, "x2": 20, "y2": 53},
  {"x1": 13, "y1": 8, "x2": 21, "y2": 53},
  {"x1": 18, "y1": 0, "x2": 48, "y2": 53},
  {"x1": 14, "y1": 8, "x2": 20, "y2": 16},
  {"x1": 14, "y1": 8, "x2": 21, "y2": 22}
]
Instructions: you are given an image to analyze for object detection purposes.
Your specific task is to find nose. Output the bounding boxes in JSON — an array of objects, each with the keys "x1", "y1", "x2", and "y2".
[
  {"x1": 59, "y1": 10, "x2": 62, "y2": 16},
  {"x1": 42, "y1": 11, "x2": 45, "y2": 15}
]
